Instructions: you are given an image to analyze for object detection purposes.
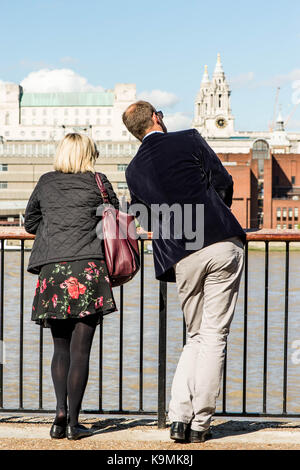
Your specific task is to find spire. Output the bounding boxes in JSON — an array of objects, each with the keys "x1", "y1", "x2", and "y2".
[
  {"x1": 201, "y1": 64, "x2": 210, "y2": 86},
  {"x1": 276, "y1": 107, "x2": 285, "y2": 131},
  {"x1": 213, "y1": 53, "x2": 224, "y2": 76}
]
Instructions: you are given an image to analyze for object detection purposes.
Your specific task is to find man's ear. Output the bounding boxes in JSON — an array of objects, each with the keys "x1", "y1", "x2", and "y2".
[{"x1": 152, "y1": 112, "x2": 159, "y2": 125}]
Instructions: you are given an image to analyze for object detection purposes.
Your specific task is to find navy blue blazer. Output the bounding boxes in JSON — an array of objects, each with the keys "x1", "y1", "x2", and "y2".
[{"x1": 125, "y1": 129, "x2": 246, "y2": 282}]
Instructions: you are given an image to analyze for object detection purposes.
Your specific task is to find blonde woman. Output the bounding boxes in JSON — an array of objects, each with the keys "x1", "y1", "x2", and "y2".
[{"x1": 25, "y1": 133, "x2": 119, "y2": 440}]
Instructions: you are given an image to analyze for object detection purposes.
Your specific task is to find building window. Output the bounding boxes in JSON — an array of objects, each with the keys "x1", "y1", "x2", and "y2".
[
  {"x1": 0, "y1": 164, "x2": 8, "y2": 172},
  {"x1": 292, "y1": 176, "x2": 296, "y2": 185},
  {"x1": 117, "y1": 182, "x2": 128, "y2": 190},
  {"x1": 288, "y1": 224, "x2": 292, "y2": 229},
  {"x1": 276, "y1": 208, "x2": 281, "y2": 221},
  {"x1": 0, "y1": 182, "x2": 8, "y2": 189},
  {"x1": 295, "y1": 208, "x2": 299, "y2": 221},
  {"x1": 252, "y1": 140, "x2": 269, "y2": 160},
  {"x1": 282, "y1": 224, "x2": 287, "y2": 229},
  {"x1": 282, "y1": 208, "x2": 287, "y2": 221},
  {"x1": 289, "y1": 208, "x2": 293, "y2": 220},
  {"x1": 118, "y1": 164, "x2": 128, "y2": 171},
  {"x1": 295, "y1": 224, "x2": 299, "y2": 230},
  {"x1": 277, "y1": 224, "x2": 281, "y2": 229},
  {"x1": 218, "y1": 94, "x2": 222, "y2": 108},
  {"x1": 5, "y1": 113, "x2": 9, "y2": 125}
]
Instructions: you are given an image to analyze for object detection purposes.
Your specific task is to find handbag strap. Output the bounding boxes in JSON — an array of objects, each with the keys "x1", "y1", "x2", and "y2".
[{"x1": 95, "y1": 172, "x2": 110, "y2": 204}]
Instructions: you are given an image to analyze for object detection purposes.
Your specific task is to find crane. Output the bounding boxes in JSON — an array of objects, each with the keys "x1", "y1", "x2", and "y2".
[
  {"x1": 270, "y1": 86, "x2": 280, "y2": 132},
  {"x1": 285, "y1": 102, "x2": 300, "y2": 127}
]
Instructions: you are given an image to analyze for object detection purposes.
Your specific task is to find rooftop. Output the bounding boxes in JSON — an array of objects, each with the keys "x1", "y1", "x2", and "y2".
[{"x1": 20, "y1": 91, "x2": 114, "y2": 107}]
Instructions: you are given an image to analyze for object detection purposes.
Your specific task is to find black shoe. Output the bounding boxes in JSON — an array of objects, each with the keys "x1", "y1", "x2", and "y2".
[
  {"x1": 66, "y1": 424, "x2": 94, "y2": 440},
  {"x1": 50, "y1": 423, "x2": 66, "y2": 439},
  {"x1": 189, "y1": 428, "x2": 212, "y2": 443},
  {"x1": 170, "y1": 422, "x2": 190, "y2": 442}
]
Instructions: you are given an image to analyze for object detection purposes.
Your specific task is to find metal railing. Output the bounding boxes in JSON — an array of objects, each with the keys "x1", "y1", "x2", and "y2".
[{"x1": 1, "y1": 228, "x2": 300, "y2": 427}]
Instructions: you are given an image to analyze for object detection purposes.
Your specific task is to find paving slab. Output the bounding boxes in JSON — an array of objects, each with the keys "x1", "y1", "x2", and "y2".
[{"x1": 1, "y1": 416, "x2": 300, "y2": 450}]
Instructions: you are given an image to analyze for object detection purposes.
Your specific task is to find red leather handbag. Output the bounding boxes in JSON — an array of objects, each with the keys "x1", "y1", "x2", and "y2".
[{"x1": 95, "y1": 172, "x2": 140, "y2": 287}]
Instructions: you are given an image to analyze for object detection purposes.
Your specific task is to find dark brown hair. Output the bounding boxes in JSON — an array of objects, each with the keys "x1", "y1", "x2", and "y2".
[{"x1": 122, "y1": 101, "x2": 156, "y2": 141}]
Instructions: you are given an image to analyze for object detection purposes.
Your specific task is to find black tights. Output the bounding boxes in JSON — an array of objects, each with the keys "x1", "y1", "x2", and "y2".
[{"x1": 49, "y1": 315, "x2": 98, "y2": 427}]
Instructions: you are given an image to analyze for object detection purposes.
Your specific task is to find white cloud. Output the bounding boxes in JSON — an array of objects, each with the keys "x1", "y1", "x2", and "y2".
[
  {"x1": 164, "y1": 112, "x2": 192, "y2": 131},
  {"x1": 262, "y1": 69, "x2": 300, "y2": 87},
  {"x1": 20, "y1": 69, "x2": 104, "y2": 93},
  {"x1": 229, "y1": 72, "x2": 255, "y2": 88},
  {"x1": 137, "y1": 89, "x2": 179, "y2": 108},
  {"x1": 60, "y1": 56, "x2": 78, "y2": 65},
  {"x1": 19, "y1": 59, "x2": 53, "y2": 69}
]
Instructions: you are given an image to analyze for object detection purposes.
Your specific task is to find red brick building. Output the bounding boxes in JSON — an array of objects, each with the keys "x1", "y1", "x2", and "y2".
[{"x1": 218, "y1": 150, "x2": 300, "y2": 230}]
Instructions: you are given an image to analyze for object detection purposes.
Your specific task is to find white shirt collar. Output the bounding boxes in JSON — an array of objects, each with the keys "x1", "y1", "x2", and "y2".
[{"x1": 143, "y1": 131, "x2": 164, "y2": 141}]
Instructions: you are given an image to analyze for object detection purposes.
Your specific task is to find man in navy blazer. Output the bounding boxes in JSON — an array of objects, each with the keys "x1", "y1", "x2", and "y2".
[{"x1": 123, "y1": 101, "x2": 245, "y2": 443}]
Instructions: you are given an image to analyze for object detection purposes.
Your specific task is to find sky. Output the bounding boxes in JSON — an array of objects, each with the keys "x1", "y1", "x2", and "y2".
[{"x1": 0, "y1": 0, "x2": 300, "y2": 132}]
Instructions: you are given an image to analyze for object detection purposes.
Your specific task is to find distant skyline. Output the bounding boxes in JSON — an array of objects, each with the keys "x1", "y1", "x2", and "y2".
[{"x1": 1, "y1": 0, "x2": 300, "y2": 132}]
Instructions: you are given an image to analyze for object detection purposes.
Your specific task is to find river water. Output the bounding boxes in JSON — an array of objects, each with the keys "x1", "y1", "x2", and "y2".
[{"x1": 1, "y1": 246, "x2": 300, "y2": 415}]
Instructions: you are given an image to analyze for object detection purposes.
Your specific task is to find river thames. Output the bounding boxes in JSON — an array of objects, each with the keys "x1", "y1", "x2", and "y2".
[{"x1": 1, "y1": 245, "x2": 300, "y2": 415}]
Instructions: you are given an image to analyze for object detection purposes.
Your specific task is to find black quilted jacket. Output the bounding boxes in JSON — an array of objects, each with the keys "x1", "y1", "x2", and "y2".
[{"x1": 24, "y1": 171, "x2": 119, "y2": 274}]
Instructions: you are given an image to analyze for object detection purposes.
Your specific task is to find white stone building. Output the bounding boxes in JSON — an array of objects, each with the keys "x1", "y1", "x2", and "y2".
[{"x1": 0, "y1": 82, "x2": 136, "y2": 144}]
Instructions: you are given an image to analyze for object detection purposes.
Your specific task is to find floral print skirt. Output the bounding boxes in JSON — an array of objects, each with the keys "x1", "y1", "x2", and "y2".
[{"x1": 31, "y1": 258, "x2": 118, "y2": 328}]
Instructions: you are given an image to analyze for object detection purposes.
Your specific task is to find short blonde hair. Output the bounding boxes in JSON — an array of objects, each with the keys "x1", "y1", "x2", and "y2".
[{"x1": 54, "y1": 133, "x2": 98, "y2": 173}]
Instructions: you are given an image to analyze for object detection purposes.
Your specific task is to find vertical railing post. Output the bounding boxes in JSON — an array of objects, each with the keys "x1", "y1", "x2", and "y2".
[
  {"x1": 19, "y1": 240, "x2": 24, "y2": 410},
  {"x1": 283, "y1": 241, "x2": 290, "y2": 414},
  {"x1": 119, "y1": 285, "x2": 124, "y2": 411},
  {"x1": 0, "y1": 239, "x2": 4, "y2": 409},
  {"x1": 98, "y1": 316, "x2": 103, "y2": 412},
  {"x1": 139, "y1": 239, "x2": 144, "y2": 411},
  {"x1": 263, "y1": 241, "x2": 269, "y2": 414},
  {"x1": 158, "y1": 280, "x2": 167, "y2": 428},
  {"x1": 242, "y1": 241, "x2": 249, "y2": 413},
  {"x1": 222, "y1": 348, "x2": 227, "y2": 413},
  {"x1": 38, "y1": 326, "x2": 43, "y2": 410}
]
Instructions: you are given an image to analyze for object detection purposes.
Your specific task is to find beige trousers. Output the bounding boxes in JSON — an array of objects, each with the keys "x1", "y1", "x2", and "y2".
[{"x1": 168, "y1": 236, "x2": 244, "y2": 431}]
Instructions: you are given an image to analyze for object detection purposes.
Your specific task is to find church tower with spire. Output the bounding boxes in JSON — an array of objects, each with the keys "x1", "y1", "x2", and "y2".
[{"x1": 193, "y1": 54, "x2": 235, "y2": 138}]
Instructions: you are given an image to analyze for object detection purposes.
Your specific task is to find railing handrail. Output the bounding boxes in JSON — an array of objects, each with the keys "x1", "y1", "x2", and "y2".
[{"x1": 1, "y1": 227, "x2": 300, "y2": 242}]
